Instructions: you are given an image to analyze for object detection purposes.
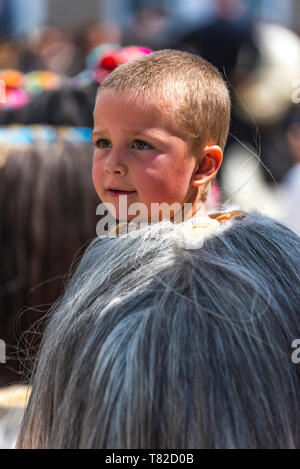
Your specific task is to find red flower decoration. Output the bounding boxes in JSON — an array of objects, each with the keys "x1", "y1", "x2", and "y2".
[
  {"x1": 101, "y1": 55, "x2": 118, "y2": 71},
  {"x1": 94, "y1": 46, "x2": 153, "y2": 83}
]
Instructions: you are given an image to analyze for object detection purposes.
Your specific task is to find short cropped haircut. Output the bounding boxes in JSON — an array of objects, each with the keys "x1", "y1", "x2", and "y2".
[
  {"x1": 97, "y1": 49, "x2": 231, "y2": 154},
  {"x1": 18, "y1": 212, "x2": 300, "y2": 448}
]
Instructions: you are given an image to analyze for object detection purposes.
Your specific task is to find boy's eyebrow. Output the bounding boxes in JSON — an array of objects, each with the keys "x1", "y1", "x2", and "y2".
[
  {"x1": 93, "y1": 127, "x2": 174, "y2": 139},
  {"x1": 92, "y1": 127, "x2": 186, "y2": 142},
  {"x1": 132, "y1": 129, "x2": 188, "y2": 143},
  {"x1": 92, "y1": 129, "x2": 108, "y2": 139}
]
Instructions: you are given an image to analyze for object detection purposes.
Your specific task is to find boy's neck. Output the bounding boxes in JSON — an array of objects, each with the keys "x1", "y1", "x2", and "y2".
[
  {"x1": 173, "y1": 202, "x2": 207, "y2": 223},
  {"x1": 192, "y1": 204, "x2": 208, "y2": 219}
]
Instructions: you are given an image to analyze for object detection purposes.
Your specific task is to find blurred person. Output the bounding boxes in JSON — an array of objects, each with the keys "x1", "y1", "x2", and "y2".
[
  {"x1": 220, "y1": 141, "x2": 284, "y2": 218},
  {"x1": 173, "y1": 0, "x2": 214, "y2": 29},
  {"x1": 235, "y1": 23, "x2": 300, "y2": 184},
  {"x1": 0, "y1": 127, "x2": 99, "y2": 386},
  {"x1": 74, "y1": 19, "x2": 122, "y2": 58},
  {"x1": 26, "y1": 26, "x2": 83, "y2": 77},
  {"x1": 175, "y1": 0, "x2": 259, "y2": 84},
  {"x1": 17, "y1": 211, "x2": 300, "y2": 448},
  {"x1": 0, "y1": 86, "x2": 94, "y2": 127},
  {"x1": 0, "y1": 40, "x2": 22, "y2": 70},
  {"x1": 122, "y1": 6, "x2": 175, "y2": 50},
  {"x1": 0, "y1": 0, "x2": 12, "y2": 39},
  {"x1": 174, "y1": 0, "x2": 259, "y2": 187}
]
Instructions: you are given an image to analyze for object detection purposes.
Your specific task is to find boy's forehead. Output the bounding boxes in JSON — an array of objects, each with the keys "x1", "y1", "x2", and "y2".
[
  {"x1": 95, "y1": 89, "x2": 160, "y2": 117},
  {"x1": 94, "y1": 88, "x2": 183, "y2": 136}
]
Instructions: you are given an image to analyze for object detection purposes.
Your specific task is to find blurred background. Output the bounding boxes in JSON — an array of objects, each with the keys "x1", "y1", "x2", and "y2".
[
  {"x1": 1, "y1": 0, "x2": 299, "y2": 36},
  {"x1": 0, "y1": 0, "x2": 300, "y2": 447},
  {"x1": 0, "y1": 0, "x2": 298, "y2": 221}
]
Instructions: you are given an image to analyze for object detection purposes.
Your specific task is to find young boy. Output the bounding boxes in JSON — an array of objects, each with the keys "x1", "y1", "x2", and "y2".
[{"x1": 92, "y1": 49, "x2": 242, "y2": 231}]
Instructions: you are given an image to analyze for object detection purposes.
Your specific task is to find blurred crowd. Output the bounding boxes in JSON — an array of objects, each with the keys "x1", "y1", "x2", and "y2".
[
  {"x1": 0, "y1": 0, "x2": 300, "y2": 447},
  {"x1": 0, "y1": 1, "x2": 298, "y2": 219}
]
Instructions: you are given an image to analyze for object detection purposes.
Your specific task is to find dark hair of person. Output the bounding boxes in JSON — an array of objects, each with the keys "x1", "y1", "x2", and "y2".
[{"x1": 0, "y1": 137, "x2": 99, "y2": 385}]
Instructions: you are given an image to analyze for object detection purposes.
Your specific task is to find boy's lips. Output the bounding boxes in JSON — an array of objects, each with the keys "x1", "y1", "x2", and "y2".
[{"x1": 106, "y1": 187, "x2": 137, "y2": 197}]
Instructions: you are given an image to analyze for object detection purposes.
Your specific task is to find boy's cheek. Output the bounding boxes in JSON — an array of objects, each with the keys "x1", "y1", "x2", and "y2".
[
  {"x1": 92, "y1": 153, "x2": 104, "y2": 177},
  {"x1": 92, "y1": 150, "x2": 103, "y2": 166},
  {"x1": 92, "y1": 163, "x2": 104, "y2": 199}
]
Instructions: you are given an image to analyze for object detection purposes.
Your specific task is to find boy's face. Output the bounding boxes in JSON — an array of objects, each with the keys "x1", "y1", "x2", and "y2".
[{"x1": 92, "y1": 89, "x2": 199, "y2": 221}]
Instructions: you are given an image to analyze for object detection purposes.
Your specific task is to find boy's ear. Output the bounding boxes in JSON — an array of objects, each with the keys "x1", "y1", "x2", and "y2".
[{"x1": 191, "y1": 145, "x2": 223, "y2": 187}]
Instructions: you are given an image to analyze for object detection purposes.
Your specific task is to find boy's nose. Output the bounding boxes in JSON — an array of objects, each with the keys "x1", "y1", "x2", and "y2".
[
  {"x1": 105, "y1": 165, "x2": 127, "y2": 176},
  {"x1": 104, "y1": 153, "x2": 127, "y2": 176}
]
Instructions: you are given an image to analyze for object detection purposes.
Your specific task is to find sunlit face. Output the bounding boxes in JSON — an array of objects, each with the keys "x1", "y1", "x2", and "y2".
[{"x1": 92, "y1": 89, "x2": 199, "y2": 221}]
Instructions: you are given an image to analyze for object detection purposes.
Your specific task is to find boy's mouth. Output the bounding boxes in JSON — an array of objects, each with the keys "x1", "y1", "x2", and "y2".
[{"x1": 106, "y1": 187, "x2": 137, "y2": 197}]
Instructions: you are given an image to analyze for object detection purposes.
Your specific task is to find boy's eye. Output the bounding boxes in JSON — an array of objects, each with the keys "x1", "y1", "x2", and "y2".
[
  {"x1": 93, "y1": 138, "x2": 153, "y2": 150},
  {"x1": 133, "y1": 140, "x2": 153, "y2": 150},
  {"x1": 94, "y1": 139, "x2": 112, "y2": 149}
]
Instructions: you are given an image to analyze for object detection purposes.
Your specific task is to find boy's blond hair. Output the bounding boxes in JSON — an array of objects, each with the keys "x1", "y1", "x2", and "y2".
[{"x1": 98, "y1": 49, "x2": 231, "y2": 155}]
